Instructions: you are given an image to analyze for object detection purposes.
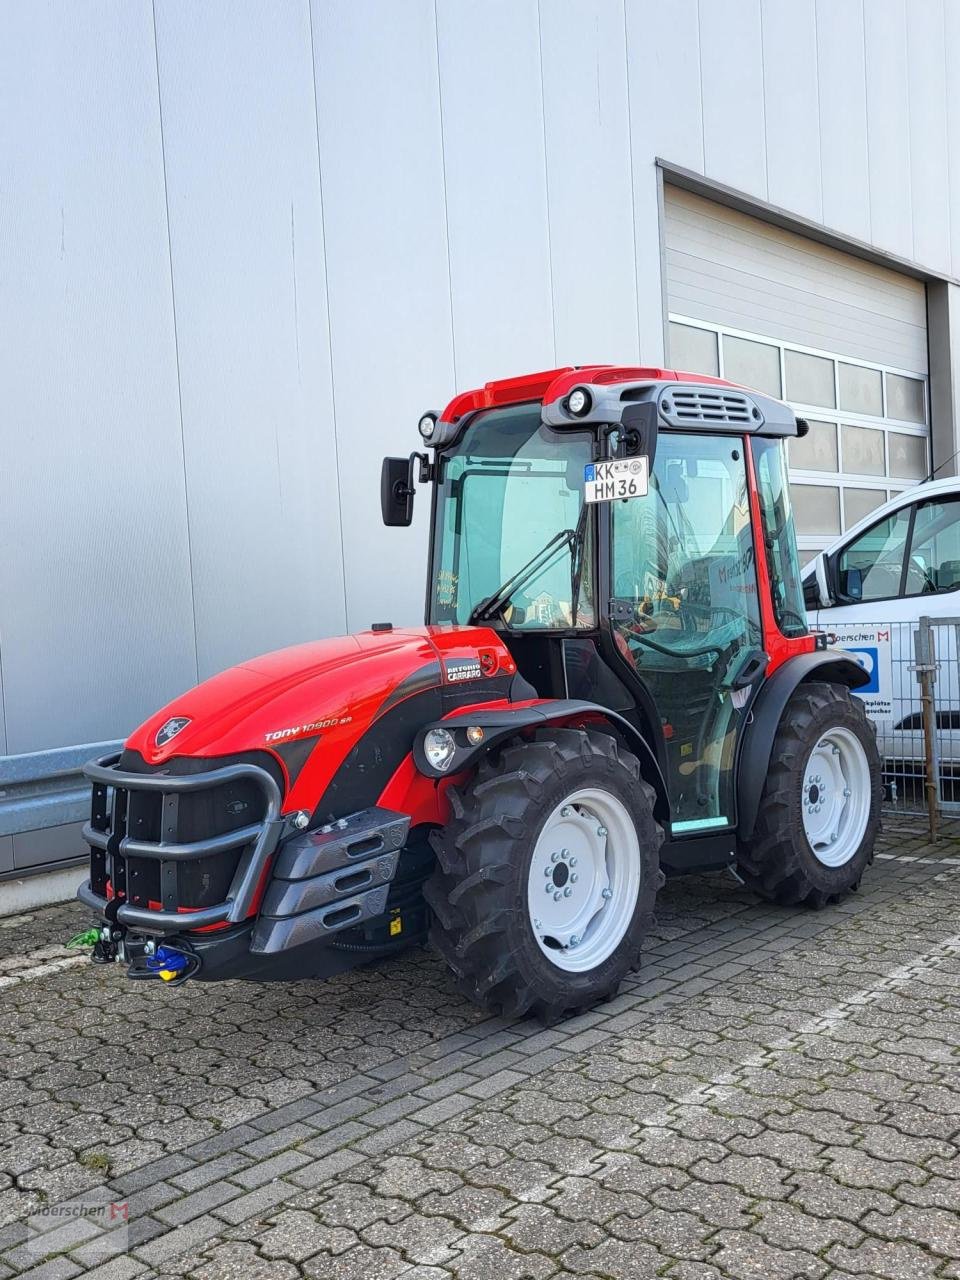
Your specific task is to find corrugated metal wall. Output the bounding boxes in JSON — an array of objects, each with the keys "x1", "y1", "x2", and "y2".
[{"x1": 2, "y1": 0, "x2": 960, "y2": 874}]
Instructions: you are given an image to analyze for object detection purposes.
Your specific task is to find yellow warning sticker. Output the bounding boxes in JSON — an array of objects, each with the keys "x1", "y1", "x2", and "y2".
[{"x1": 389, "y1": 916, "x2": 402, "y2": 937}]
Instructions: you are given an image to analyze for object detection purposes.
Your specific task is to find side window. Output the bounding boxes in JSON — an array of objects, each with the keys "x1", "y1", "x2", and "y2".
[
  {"x1": 906, "y1": 498, "x2": 960, "y2": 594},
  {"x1": 835, "y1": 506, "x2": 911, "y2": 602}
]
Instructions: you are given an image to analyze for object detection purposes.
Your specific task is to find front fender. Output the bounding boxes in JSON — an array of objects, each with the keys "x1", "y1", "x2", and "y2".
[
  {"x1": 412, "y1": 699, "x2": 669, "y2": 822},
  {"x1": 737, "y1": 649, "x2": 871, "y2": 842}
]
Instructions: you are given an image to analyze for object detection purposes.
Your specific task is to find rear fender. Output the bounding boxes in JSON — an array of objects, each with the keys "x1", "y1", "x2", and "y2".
[
  {"x1": 407, "y1": 699, "x2": 669, "y2": 823},
  {"x1": 737, "y1": 650, "x2": 871, "y2": 842}
]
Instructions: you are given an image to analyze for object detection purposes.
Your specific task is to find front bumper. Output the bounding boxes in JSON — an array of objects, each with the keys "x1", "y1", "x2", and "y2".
[
  {"x1": 79, "y1": 753, "x2": 416, "y2": 973},
  {"x1": 80, "y1": 752, "x2": 283, "y2": 931}
]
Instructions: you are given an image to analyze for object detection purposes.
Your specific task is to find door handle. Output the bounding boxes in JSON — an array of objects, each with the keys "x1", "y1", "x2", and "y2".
[{"x1": 731, "y1": 651, "x2": 768, "y2": 689}]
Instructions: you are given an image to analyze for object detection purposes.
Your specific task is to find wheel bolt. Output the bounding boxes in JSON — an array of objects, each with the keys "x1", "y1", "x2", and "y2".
[
  {"x1": 563, "y1": 887, "x2": 572, "y2": 898},
  {"x1": 551, "y1": 851, "x2": 560, "y2": 863},
  {"x1": 570, "y1": 935, "x2": 580, "y2": 947},
  {"x1": 601, "y1": 888, "x2": 613, "y2": 900},
  {"x1": 554, "y1": 891, "x2": 562, "y2": 902},
  {"x1": 843, "y1": 788, "x2": 851, "y2": 797},
  {"x1": 571, "y1": 874, "x2": 578, "y2": 883},
  {"x1": 545, "y1": 884, "x2": 553, "y2": 894},
  {"x1": 561, "y1": 806, "x2": 572, "y2": 817},
  {"x1": 597, "y1": 826, "x2": 607, "y2": 837},
  {"x1": 544, "y1": 866, "x2": 552, "y2": 877},
  {"x1": 560, "y1": 847, "x2": 569, "y2": 858}
]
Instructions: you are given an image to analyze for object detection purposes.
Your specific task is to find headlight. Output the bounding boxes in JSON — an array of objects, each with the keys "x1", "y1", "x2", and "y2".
[
  {"x1": 419, "y1": 412, "x2": 438, "y2": 440},
  {"x1": 423, "y1": 727, "x2": 456, "y2": 772},
  {"x1": 566, "y1": 387, "x2": 592, "y2": 417}
]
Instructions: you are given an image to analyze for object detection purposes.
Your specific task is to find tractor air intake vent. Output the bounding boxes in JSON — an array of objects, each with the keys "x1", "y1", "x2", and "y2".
[{"x1": 658, "y1": 386, "x2": 762, "y2": 429}]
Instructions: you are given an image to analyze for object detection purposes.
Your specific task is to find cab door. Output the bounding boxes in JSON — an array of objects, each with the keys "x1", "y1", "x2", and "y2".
[{"x1": 609, "y1": 432, "x2": 763, "y2": 834}]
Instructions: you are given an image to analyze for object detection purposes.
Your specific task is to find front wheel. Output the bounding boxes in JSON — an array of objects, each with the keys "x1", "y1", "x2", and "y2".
[
  {"x1": 738, "y1": 681, "x2": 881, "y2": 907},
  {"x1": 424, "y1": 728, "x2": 664, "y2": 1021}
]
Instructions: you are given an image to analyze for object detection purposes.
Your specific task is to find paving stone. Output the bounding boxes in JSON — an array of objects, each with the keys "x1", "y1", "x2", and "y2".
[
  {"x1": 210, "y1": 1181, "x2": 291, "y2": 1226},
  {"x1": 190, "y1": 1240, "x2": 300, "y2": 1280},
  {"x1": 826, "y1": 1237, "x2": 945, "y2": 1279},
  {"x1": 256, "y1": 1209, "x2": 356, "y2": 1261}
]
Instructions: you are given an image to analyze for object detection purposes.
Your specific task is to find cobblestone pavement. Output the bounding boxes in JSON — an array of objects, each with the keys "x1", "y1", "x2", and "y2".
[{"x1": 1, "y1": 818, "x2": 959, "y2": 1279}]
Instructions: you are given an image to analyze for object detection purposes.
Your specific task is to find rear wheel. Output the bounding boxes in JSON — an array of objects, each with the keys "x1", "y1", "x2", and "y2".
[
  {"x1": 425, "y1": 728, "x2": 664, "y2": 1021},
  {"x1": 738, "y1": 682, "x2": 881, "y2": 907}
]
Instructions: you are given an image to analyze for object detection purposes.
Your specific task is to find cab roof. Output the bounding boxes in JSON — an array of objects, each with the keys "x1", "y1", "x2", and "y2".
[{"x1": 439, "y1": 365, "x2": 801, "y2": 440}]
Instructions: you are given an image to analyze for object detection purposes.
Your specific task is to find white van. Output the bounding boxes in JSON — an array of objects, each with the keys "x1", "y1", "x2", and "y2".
[{"x1": 801, "y1": 475, "x2": 960, "y2": 764}]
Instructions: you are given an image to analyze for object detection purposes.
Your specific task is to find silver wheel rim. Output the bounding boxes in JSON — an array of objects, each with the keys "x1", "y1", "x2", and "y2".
[
  {"x1": 526, "y1": 787, "x2": 641, "y2": 973},
  {"x1": 802, "y1": 727, "x2": 871, "y2": 868}
]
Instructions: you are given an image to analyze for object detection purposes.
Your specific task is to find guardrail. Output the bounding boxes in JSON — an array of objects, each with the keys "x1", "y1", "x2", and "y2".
[{"x1": 0, "y1": 741, "x2": 122, "y2": 840}]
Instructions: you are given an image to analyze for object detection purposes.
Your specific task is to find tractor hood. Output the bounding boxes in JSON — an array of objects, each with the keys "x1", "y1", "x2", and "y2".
[{"x1": 124, "y1": 625, "x2": 517, "y2": 812}]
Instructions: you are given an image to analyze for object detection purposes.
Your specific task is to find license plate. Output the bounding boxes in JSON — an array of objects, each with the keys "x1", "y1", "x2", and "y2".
[{"x1": 584, "y1": 457, "x2": 649, "y2": 503}]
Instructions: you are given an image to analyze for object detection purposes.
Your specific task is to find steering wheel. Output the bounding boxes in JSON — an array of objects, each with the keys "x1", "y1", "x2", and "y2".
[{"x1": 627, "y1": 603, "x2": 746, "y2": 659}]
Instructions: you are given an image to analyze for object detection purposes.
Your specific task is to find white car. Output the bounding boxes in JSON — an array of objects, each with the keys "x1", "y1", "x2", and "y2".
[{"x1": 801, "y1": 475, "x2": 960, "y2": 773}]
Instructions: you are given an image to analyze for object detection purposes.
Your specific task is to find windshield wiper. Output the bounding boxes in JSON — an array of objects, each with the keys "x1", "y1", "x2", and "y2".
[
  {"x1": 469, "y1": 528, "x2": 575, "y2": 625},
  {"x1": 569, "y1": 504, "x2": 590, "y2": 625}
]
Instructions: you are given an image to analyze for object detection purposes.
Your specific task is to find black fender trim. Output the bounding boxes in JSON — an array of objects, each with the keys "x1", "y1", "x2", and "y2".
[
  {"x1": 413, "y1": 699, "x2": 669, "y2": 821},
  {"x1": 737, "y1": 650, "x2": 871, "y2": 843}
]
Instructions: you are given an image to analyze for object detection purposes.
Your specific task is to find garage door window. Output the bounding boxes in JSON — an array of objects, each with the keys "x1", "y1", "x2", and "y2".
[{"x1": 668, "y1": 316, "x2": 929, "y2": 567}]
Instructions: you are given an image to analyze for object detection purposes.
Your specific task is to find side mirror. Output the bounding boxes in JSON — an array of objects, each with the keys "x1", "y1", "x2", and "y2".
[
  {"x1": 381, "y1": 456, "x2": 415, "y2": 527},
  {"x1": 837, "y1": 562, "x2": 863, "y2": 602},
  {"x1": 616, "y1": 402, "x2": 659, "y2": 472}
]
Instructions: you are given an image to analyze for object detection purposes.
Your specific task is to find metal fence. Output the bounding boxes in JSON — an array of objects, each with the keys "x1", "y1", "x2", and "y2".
[{"x1": 816, "y1": 618, "x2": 960, "y2": 838}]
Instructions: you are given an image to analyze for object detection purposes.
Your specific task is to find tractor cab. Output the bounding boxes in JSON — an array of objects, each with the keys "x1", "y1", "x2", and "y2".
[{"x1": 384, "y1": 366, "x2": 813, "y2": 850}]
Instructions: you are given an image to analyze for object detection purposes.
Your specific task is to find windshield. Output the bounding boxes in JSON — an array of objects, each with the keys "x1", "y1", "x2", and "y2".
[{"x1": 429, "y1": 404, "x2": 595, "y2": 629}]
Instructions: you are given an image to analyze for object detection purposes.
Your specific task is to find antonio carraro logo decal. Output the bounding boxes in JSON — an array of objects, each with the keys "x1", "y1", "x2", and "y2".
[
  {"x1": 443, "y1": 657, "x2": 483, "y2": 684},
  {"x1": 155, "y1": 716, "x2": 191, "y2": 747}
]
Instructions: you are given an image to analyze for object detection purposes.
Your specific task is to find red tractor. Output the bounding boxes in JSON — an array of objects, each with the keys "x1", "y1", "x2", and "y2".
[{"x1": 79, "y1": 366, "x2": 880, "y2": 1019}]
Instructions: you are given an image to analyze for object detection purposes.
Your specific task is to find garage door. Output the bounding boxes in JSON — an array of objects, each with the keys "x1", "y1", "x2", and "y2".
[{"x1": 664, "y1": 187, "x2": 930, "y2": 564}]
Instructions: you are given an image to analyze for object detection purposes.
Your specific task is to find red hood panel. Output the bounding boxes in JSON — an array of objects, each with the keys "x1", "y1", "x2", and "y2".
[{"x1": 125, "y1": 625, "x2": 515, "y2": 808}]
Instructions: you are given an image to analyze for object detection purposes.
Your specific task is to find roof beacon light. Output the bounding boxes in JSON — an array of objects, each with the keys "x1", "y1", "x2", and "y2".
[{"x1": 566, "y1": 387, "x2": 592, "y2": 417}]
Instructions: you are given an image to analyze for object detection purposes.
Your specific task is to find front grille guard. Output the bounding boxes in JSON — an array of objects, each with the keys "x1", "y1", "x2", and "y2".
[{"x1": 79, "y1": 752, "x2": 283, "y2": 933}]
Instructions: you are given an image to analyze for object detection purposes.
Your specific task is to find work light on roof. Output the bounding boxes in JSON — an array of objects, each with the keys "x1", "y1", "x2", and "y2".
[
  {"x1": 418, "y1": 412, "x2": 438, "y2": 440},
  {"x1": 566, "y1": 387, "x2": 592, "y2": 417}
]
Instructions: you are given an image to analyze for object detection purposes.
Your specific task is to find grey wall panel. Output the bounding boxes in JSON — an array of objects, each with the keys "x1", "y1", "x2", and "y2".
[
  {"x1": 626, "y1": 0, "x2": 703, "y2": 174},
  {"x1": 906, "y1": 0, "x2": 951, "y2": 274},
  {"x1": 665, "y1": 188, "x2": 928, "y2": 372},
  {"x1": 698, "y1": 0, "x2": 767, "y2": 198},
  {"x1": 540, "y1": 0, "x2": 639, "y2": 365},
  {"x1": 761, "y1": 0, "x2": 821, "y2": 223},
  {"x1": 154, "y1": 0, "x2": 345, "y2": 678},
  {"x1": 815, "y1": 0, "x2": 870, "y2": 244},
  {"x1": 436, "y1": 0, "x2": 555, "y2": 389},
  {"x1": 0, "y1": 646, "x2": 7, "y2": 757},
  {"x1": 863, "y1": 0, "x2": 913, "y2": 261},
  {"x1": 623, "y1": 0, "x2": 707, "y2": 366},
  {"x1": 948, "y1": 1, "x2": 960, "y2": 279},
  {"x1": 311, "y1": 0, "x2": 454, "y2": 632},
  {"x1": 0, "y1": 0, "x2": 196, "y2": 755}
]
